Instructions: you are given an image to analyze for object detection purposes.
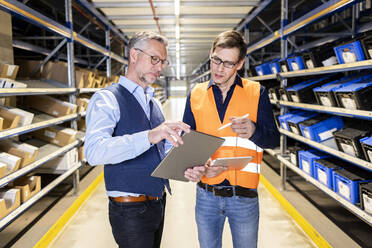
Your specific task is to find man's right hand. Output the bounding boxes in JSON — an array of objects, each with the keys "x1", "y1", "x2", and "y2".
[{"x1": 148, "y1": 121, "x2": 190, "y2": 147}]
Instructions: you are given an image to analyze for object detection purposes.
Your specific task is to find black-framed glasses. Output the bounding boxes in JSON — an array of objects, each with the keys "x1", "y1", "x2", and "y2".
[
  {"x1": 210, "y1": 55, "x2": 238, "y2": 69},
  {"x1": 134, "y1": 48, "x2": 169, "y2": 66}
]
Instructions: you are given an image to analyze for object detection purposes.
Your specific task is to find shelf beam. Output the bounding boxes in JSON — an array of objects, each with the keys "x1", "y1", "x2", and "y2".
[
  {"x1": 279, "y1": 128, "x2": 372, "y2": 171},
  {"x1": 246, "y1": 0, "x2": 356, "y2": 54},
  {"x1": 190, "y1": 70, "x2": 211, "y2": 83},
  {"x1": 277, "y1": 155, "x2": 372, "y2": 226},
  {"x1": 0, "y1": 114, "x2": 78, "y2": 140},
  {"x1": 0, "y1": 88, "x2": 76, "y2": 97},
  {"x1": 278, "y1": 101, "x2": 372, "y2": 120},
  {"x1": 0, "y1": 160, "x2": 82, "y2": 230}
]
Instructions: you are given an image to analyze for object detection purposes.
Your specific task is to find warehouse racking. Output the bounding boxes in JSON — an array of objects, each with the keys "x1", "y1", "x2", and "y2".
[
  {"x1": 0, "y1": 0, "x2": 167, "y2": 233},
  {"x1": 190, "y1": 0, "x2": 372, "y2": 231}
]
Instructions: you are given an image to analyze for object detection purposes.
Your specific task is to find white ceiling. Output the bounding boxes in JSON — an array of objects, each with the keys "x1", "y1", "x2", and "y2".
[{"x1": 92, "y1": 0, "x2": 259, "y2": 77}]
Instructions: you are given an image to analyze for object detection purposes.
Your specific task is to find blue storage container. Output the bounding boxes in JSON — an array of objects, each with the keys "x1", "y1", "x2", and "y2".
[
  {"x1": 279, "y1": 58, "x2": 289, "y2": 72},
  {"x1": 286, "y1": 111, "x2": 318, "y2": 135},
  {"x1": 313, "y1": 76, "x2": 364, "y2": 107},
  {"x1": 361, "y1": 135, "x2": 372, "y2": 162},
  {"x1": 333, "y1": 168, "x2": 372, "y2": 204},
  {"x1": 286, "y1": 77, "x2": 332, "y2": 103},
  {"x1": 334, "y1": 81, "x2": 372, "y2": 110},
  {"x1": 334, "y1": 40, "x2": 366, "y2": 64},
  {"x1": 314, "y1": 158, "x2": 343, "y2": 189},
  {"x1": 269, "y1": 61, "x2": 281, "y2": 74},
  {"x1": 287, "y1": 56, "x2": 306, "y2": 71},
  {"x1": 298, "y1": 150, "x2": 330, "y2": 177},
  {"x1": 299, "y1": 115, "x2": 344, "y2": 142},
  {"x1": 255, "y1": 63, "x2": 271, "y2": 76},
  {"x1": 277, "y1": 111, "x2": 301, "y2": 131}
]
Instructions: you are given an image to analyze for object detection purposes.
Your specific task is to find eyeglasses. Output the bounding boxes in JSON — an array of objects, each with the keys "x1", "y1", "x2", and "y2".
[
  {"x1": 134, "y1": 48, "x2": 169, "y2": 66},
  {"x1": 210, "y1": 55, "x2": 238, "y2": 69}
]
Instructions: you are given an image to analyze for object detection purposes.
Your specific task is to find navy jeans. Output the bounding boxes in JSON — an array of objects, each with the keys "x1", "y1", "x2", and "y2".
[
  {"x1": 196, "y1": 185, "x2": 259, "y2": 248},
  {"x1": 108, "y1": 195, "x2": 166, "y2": 248}
]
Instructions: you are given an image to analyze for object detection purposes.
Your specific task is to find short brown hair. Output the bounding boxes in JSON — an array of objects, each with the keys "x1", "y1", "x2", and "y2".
[{"x1": 212, "y1": 30, "x2": 247, "y2": 61}]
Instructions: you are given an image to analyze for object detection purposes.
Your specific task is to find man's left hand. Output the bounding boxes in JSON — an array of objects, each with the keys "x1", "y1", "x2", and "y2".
[{"x1": 229, "y1": 115, "x2": 256, "y2": 139}]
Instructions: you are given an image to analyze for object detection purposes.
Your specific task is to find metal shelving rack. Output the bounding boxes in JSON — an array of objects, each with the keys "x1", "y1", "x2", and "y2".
[
  {"x1": 0, "y1": 0, "x2": 130, "y2": 230},
  {"x1": 189, "y1": 0, "x2": 372, "y2": 226}
]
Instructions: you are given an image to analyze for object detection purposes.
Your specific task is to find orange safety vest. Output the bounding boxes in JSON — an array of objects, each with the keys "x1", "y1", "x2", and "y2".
[{"x1": 190, "y1": 78, "x2": 263, "y2": 189}]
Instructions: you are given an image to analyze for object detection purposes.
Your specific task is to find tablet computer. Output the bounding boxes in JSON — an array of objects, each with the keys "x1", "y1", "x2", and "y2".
[{"x1": 211, "y1": 156, "x2": 252, "y2": 170}]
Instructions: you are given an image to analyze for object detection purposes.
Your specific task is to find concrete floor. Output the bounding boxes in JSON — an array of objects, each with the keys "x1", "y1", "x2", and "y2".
[{"x1": 49, "y1": 98, "x2": 315, "y2": 248}]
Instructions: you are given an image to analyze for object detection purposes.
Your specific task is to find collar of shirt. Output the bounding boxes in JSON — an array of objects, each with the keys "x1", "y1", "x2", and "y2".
[
  {"x1": 207, "y1": 74, "x2": 243, "y2": 90},
  {"x1": 118, "y1": 76, "x2": 155, "y2": 104}
]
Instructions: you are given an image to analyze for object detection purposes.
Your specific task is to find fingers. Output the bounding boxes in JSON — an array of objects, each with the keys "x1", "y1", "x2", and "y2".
[
  {"x1": 184, "y1": 166, "x2": 206, "y2": 182},
  {"x1": 165, "y1": 121, "x2": 190, "y2": 133}
]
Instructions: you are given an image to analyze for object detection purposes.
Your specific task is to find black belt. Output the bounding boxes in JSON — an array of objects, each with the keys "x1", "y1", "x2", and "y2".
[{"x1": 197, "y1": 182, "x2": 257, "y2": 198}]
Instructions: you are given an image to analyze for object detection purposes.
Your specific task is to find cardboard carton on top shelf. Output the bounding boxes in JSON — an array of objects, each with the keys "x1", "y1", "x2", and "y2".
[
  {"x1": 12, "y1": 175, "x2": 41, "y2": 203},
  {"x1": 0, "y1": 188, "x2": 21, "y2": 219},
  {"x1": 0, "y1": 62, "x2": 19, "y2": 80},
  {"x1": 0, "y1": 11, "x2": 14, "y2": 65},
  {"x1": 41, "y1": 61, "x2": 68, "y2": 85},
  {"x1": 32, "y1": 126, "x2": 78, "y2": 147},
  {"x1": 25, "y1": 95, "x2": 77, "y2": 117},
  {"x1": 0, "y1": 106, "x2": 20, "y2": 130},
  {"x1": 0, "y1": 140, "x2": 38, "y2": 168},
  {"x1": 0, "y1": 152, "x2": 22, "y2": 175},
  {"x1": 0, "y1": 162, "x2": 6, "y2": 179},
  {"x1": 4, "y1": 107, "x2": 34, "y2": 127},
  {"x1": 15, "y1": 60, "x2": 43, "y2": 79},
  {"x1": 43, "y1": 148, "x2": 78, "y2": 170}
]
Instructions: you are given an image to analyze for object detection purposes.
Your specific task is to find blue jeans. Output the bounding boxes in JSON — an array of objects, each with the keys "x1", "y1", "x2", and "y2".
[
  {"x1": 108, "y1": 196, "x2": 166, "y2": 248},
  {"x1": 195, "y1": 185, "x2": 259, "y2": 248}
]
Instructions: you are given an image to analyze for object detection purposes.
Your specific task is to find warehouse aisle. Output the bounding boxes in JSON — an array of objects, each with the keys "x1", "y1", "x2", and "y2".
[{"x1": 49, "y1": 98, "x2": 315, "y2": 248}]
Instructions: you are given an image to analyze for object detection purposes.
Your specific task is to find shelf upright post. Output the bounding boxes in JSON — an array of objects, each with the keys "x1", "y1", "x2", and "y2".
[
  {"x1": 106, "y1": 25, "x2": 112, "y2": 78},
  {"x1": 280, "y1": 0, "x2": 288, "y2": 191},
  {"x1": 65, "y1": 0, "x2": 79, "y2": 194},
  {"x1": 244, "y1": 23, "x2": 250, "y2": 78},
  {"x1": 165, "y1": 77, "x2": 170, "y2": 99}
]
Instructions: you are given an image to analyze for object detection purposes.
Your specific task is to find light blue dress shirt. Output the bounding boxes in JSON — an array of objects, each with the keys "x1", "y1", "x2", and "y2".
[{"x1": 84, "y1": 76, "x2": 171, "y2": 197}]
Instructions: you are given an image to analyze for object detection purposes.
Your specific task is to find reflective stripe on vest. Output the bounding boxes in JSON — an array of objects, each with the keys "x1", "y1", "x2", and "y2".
[{"x1": 190, "y1": 78, "x2": 262, "y2": 189}]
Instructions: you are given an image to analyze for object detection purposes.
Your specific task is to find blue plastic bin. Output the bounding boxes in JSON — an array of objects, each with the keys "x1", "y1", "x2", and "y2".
[
  {"x1": 277, "y1": 111, "x2": 301, "y2": 131},
  {"x1": 334, "y1": 81, "x2": 372, "y2": 110},
  {"x1": 314, "y1": 158, "x2": 343, "y2": 189},
  {"x1": 255, "y1": 63, "x2": 271, "y2": 76},
  {"x1": 299, "y1": 115, "x2": 344, "y2": 142},
  {"x1": 334, "y1": 40, "x2": 366, "y2": 64},
  {"x1": 286, "y1": 111, "x2": 318, "y2": 135},
  {"x1": 361, "y1": 135, "x2": 372, "y2": 162},
  {"x1": 287, "y1": 56, "x2": 306, "y2": 71},
  {"x1": 333, "y1": 168, "x2": 372, "y2": 204},
  {"x1": 269, "y1": 61, "x2": 281, "y2": 74},
  {"x1": 298, "y1": 150, "x2": 330, "y2": 177}
]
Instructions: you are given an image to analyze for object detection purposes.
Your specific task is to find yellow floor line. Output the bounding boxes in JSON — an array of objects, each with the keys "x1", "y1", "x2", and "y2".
[
  {"x1": 260, "y1": 174, "x2": 331, "y2": 248},
  {"x1": 34, "y1": 172, "x2": 104, "y2": 248}
]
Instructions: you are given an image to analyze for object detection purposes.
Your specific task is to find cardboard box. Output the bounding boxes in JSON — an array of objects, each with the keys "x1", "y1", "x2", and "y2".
[
  {"x1": 0, "y1": 106, "x2": 20, "y2": 130},
  {"x1": 78, "y1": 145, "x2": 84, "y2": 161},
  {"x1": 0, "y1": 140, "x2": 38, "y2": 168},
  {"x1": 41, "y1": 61, "x2": 68, "y2": 85},
  {"x1": 83, "y1": 71, "x2": 95, "y2": 88},
  {"x1": 0, "y1": 152, "x2": 22, "y2": 175},
  {"x1": 0, "y1": 78, "x2": 27, "y2": 88},
  {"x1": 0, "y1": 11, "x2": 14, "y2": 65},
  {"x1": 0, "y1": 63, "x2": 19, "y2": 80},
  {"x1": 32, "y1": 126, "x2": 78, "y2": 147},
  {"x1": 13, "y1": 176, "x2": 41, "y2": 203},
  {"x1": 0, "y1": 188, "x2": 21, "y2": 219},
  {"x1": 25, "y1": 95, "x2": 77, "y2": 117},
  {"x1": 4, "y1": 107, "x2": 34, "y2": 127},
  {"x1": 77, "y1": 118, "x2": 86, "y2": 131},
  {"x1": 110, "y1": 75, "x2": 120, "y2": 83},
  {"x1": 15, "y1": 60, "x2": 43, "y2": 79},
  {"x1": 43, "y1": 148, "x2": 78, "y2": 170},
  {"x1": 0, "y1": 162, "x2": 6, "y2": 179},
  {"x1": 76, "y1": 98, "x2": 89, "y2": 112}
]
